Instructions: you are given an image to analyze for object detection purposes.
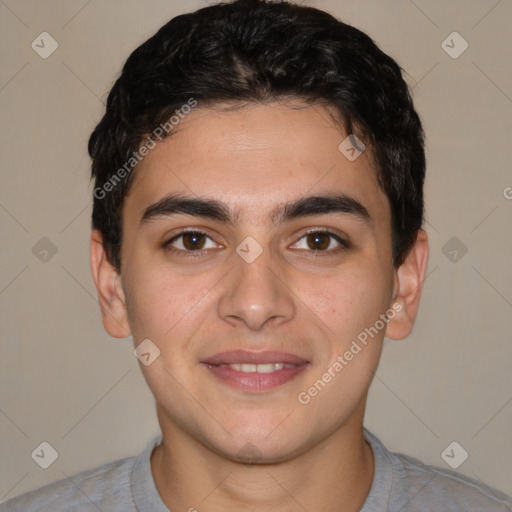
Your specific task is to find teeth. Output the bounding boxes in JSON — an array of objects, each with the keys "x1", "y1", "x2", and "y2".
[{"x1": 227, "y1": 363, "x2": 288, "y2": 373}]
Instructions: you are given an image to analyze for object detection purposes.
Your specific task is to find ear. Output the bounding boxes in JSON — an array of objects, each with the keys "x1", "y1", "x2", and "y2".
[
  {"x1": 90, "y1": 230, "x2": 131, "y2": 338},
  {"x1": 385, "y1": 229, "x2": 429, "y2": 340}
]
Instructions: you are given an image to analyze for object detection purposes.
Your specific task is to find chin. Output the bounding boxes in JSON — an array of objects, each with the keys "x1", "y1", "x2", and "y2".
[{"x1": 210, "y1": 423, "x2": 313, "y2": 465}]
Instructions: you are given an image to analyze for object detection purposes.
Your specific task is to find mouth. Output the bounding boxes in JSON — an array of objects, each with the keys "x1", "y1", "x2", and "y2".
[{"x1": 201, "y1": 350, "x2": 310, "y2": 392}]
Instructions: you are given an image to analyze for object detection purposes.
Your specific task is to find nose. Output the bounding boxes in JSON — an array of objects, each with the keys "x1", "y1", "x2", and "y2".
[{"x1": 217, "y1": 246, "x2": 296, "y2": 331}]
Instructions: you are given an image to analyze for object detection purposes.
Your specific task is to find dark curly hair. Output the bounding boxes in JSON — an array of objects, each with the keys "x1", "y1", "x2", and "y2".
[{"x1": 88, "y1": 0, "x2": 425, "y2": 270}]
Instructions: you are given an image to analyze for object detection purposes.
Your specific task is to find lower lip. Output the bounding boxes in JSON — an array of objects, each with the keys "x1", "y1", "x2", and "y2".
[{"x1": 201, "y1": 363, "x2": 309, "y2": 392}]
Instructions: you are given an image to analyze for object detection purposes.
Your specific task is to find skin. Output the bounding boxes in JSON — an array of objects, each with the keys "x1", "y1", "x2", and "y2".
[{"x1": 90, "y1": 101, "x2": 428, "y2": 511}]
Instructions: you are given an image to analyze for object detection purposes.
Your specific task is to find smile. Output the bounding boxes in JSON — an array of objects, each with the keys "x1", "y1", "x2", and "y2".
[
  {"x1": 220, "y1": 362, "x2": 297, "y2": 373},
  {"x1": 201, "y1": 351, "x2": 310, "y2": 392}
]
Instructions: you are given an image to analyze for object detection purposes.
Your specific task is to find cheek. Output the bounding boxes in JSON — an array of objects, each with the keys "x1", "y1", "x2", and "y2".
[
  {"x1": 293, "y1": 267, "x2": 388, "y2": 421},
  {"x1": 293, "y1": 264, "x2": 391, "y2": 344},
  {"x1": 124, "y1": 263, "x2": 210, "y2": 344}
]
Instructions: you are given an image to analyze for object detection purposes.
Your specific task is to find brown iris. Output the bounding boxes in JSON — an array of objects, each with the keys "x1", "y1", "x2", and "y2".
[
  {"x1": 182, "y1": 232, "x2": 207, "y2": 250},
  {"x1": 306, "y1": 232, "x2": 331, "y2": 250}
]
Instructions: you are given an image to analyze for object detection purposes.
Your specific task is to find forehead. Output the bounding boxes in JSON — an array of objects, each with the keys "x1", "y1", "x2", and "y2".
[{"x1": 123, "y1": 102, "x2": 388, "y2": 226}]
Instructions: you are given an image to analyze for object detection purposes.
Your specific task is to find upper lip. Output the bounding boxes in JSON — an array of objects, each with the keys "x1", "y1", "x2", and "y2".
[{"x1": 201, "y1": 350, "x2": 309, "y2": 365}]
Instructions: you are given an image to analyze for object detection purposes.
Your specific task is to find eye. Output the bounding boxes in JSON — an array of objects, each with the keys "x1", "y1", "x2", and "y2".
[
  {"x1": 291, "y1": 230, "x2": 348, "y2": 253},
  {"x1": 164, "y1": 230, "x2": 219, "y2": 254}
]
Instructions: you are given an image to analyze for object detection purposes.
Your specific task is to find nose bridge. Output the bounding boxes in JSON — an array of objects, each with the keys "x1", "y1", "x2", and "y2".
[{"x1": 217, "y1": 243, "x2": 295, "y2": 330}]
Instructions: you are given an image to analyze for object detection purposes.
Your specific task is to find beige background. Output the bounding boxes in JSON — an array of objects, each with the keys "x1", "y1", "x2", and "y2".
[{"x1": 1, "y1": 0, "x2": 511, "y2": 502}]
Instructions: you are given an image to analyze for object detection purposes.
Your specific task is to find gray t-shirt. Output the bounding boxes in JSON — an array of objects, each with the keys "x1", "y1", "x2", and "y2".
[{"x1": 2, "y1": 428, "x2": 511, "y2": 511}]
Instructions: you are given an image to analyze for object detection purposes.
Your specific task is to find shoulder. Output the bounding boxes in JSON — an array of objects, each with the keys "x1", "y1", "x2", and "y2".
[
  {"x1": 363, "y1": 428, "x2": 512, "y2": 511},
  {"x1": 0, "y1": 456, "x2": 136, "y2": 511},
  {"x1": 389, "y1": 447, "x2": 512, "y2": 510}
]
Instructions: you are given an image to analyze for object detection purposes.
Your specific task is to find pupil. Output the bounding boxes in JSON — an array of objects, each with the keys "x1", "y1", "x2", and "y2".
[{"x1": 183, "y1": 233, "x2": 204, "y2": 250}]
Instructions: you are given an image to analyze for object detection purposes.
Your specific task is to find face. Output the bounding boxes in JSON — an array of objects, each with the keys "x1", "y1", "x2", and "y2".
[{"x1": 94, "y1": 102, "x2": 418, "y2": 463}]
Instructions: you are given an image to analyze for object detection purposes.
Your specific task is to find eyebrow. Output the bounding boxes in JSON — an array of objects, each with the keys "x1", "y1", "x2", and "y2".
[{"x1": 140, "y1": 193, "x2": 371, "y2": 227}]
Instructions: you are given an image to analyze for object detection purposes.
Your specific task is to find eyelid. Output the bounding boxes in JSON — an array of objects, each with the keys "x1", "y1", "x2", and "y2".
[
  {"x1": 289, "y1": 228, "x2": 350, "y2": 252},
  {"x1": 163, "y1": 228, "x2": 222, "y2": 255}
]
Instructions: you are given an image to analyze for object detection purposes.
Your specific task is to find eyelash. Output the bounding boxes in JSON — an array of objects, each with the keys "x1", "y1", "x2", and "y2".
[
  {"x1": 163, "y1": 228, "x2": 349, "y2": 258},
  {"x1": 294, "y1": 228, "x2": 350, "y2": 255},
  {"x1": 163, "y1": 229, "x2": 216, "y2": 258}
]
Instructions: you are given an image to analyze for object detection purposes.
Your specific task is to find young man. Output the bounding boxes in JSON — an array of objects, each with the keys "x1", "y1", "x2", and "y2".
[{"x1": 2, "y1": 0, "x2": 511, "y2": 510}]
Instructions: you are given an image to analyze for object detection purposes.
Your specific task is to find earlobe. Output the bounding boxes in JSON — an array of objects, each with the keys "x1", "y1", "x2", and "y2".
[
  {"x1": 385, "y1": 229, "x2": 429, "y2": 341},
  {"x1": 90, "y1": 230, "x2": 131, "y2": 338}
]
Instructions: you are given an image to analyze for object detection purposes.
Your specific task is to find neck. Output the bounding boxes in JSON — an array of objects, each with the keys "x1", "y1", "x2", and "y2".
[{"x1": 151, "y1": 406, "x2": 374, "y2": 512}]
